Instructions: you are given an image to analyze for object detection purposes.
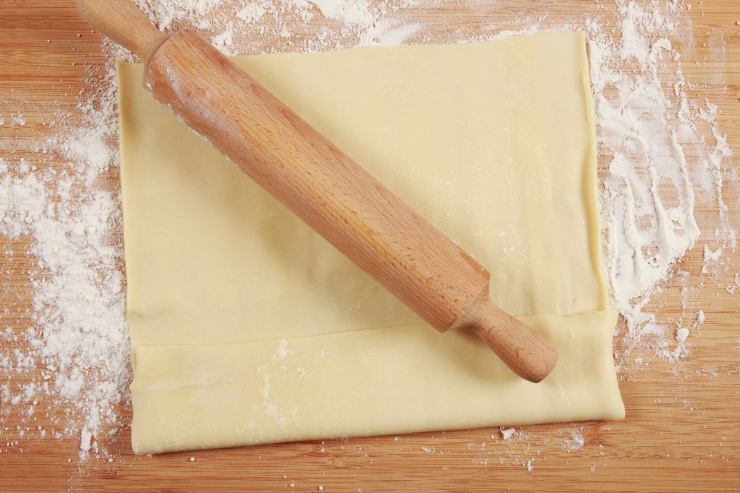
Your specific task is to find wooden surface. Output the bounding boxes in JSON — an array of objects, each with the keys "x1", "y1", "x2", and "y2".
[{"x1": 0, "y1": 0, "x2": 737, "y2": 491}]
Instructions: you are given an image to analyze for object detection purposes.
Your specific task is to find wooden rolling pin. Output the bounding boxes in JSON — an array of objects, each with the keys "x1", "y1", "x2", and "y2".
[{"x1": 78, "y1": 0, "x2": 558, "y2": 382}]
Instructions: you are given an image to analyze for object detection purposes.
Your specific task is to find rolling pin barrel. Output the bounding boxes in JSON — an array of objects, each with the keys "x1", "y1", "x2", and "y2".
[
  {"x1": 78, "y1": 0, "x2": 558, "y2": 382},
  {"x1": 147, "y1": 31, "x2": 490, "y2": 334}
]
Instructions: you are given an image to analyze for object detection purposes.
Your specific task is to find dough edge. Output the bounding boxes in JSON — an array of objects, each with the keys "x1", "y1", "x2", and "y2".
[{"x1": 130, "y1": 311, "x2": 624, "y2": 454}]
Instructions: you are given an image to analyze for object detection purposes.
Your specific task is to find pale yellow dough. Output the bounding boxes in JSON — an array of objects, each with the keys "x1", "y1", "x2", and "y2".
[{"x1": 119, "y1": 31, "x2": 624, "y2": 454}]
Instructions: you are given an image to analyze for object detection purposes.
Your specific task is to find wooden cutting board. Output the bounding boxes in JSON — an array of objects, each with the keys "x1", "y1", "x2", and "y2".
[{"x1": 0, "y1": 1, "x2": 737, "y2": 491}]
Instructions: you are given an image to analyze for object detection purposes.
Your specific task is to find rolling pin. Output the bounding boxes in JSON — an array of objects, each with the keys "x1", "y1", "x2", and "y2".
[{"x1": 78, "y1": 0, "x2": 558, "y2": 382}]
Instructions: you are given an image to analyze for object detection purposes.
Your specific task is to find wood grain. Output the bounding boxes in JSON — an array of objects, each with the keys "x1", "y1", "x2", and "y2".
[{"x1": 0, "y1": 0, "x2": 737, "y2": 492}]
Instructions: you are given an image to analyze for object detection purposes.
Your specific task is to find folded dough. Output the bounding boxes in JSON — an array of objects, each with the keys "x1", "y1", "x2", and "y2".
[{"x1": 118, "y1": 31, "x2": 624, "y2": 454}]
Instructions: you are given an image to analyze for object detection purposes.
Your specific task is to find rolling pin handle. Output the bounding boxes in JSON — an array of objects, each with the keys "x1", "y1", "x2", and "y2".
[
  {"x1": 460, "y1": 294, "x2": 558, "y2": 383},
  {"x1": 76, "y1": 0, "x2": 168, "y2": 62}
]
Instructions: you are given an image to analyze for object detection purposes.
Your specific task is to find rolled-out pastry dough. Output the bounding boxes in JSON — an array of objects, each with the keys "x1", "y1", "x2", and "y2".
[{"x1": 119, "y1": 31, "x2": 624, "y2": 454}]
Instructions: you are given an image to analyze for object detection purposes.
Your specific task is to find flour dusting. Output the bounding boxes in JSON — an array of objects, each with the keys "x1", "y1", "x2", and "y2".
[
  {"x1": 589, "y1": 1, "x2": 734, "y2": 369},
  {"x1": 0, "y1": 63, "x2": 129, "y2": 461},
  {"x1": 134, "y1": 0, "x2": 423, "y2": 55},
  {"x1": 561, "y1": 428, "x2": 585, "y2": 452}
]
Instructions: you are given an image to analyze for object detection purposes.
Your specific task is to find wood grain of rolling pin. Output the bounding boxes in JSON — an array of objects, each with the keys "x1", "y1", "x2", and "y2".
[{"x1": 77, "y1": 0, "x2": 558, "y2": 382}]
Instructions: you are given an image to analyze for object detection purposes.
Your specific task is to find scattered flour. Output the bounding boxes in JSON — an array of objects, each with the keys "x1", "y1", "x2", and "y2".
[
  {"x1": 237, "y1": 3, "x2": 267, "y2": 24},
  {"x1": 134, "y1": 0, "x2": 228, "y2": 31},
  {"x1": 586, "y1": 1, "x2": 733, "y2": 368},
  {"x1": 135, "y1": 0, "x2": 424, "y2": 55},
  {"x1": 701, "y1": 245, "x2": 723, "y2": 273},
  {"x1": 656, "y1": 310, "x2": 704, "y2": 362},
  {"x1": 561, "y1": 428, "x2": 585, "y2": 452},
  {"x1": 500, "y1": 428, "x2": 516, "y2": 440},
  {"x1": 11, "y1": 114, "x2": 26, "y2": 127},
  {"x1": 499, "y1": 427, "x2": 526, "y2": 441},
  {"x1": 1, "y1": 62, "x2": 129, "y2": 460},
  {"x1": 275, "y1": 339, "x2": 291, "y2": 360}
]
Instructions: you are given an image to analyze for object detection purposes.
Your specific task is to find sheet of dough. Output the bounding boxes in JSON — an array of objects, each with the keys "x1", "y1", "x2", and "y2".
[{"x1": 119, "y1": 31, "x2": 625, "y2": 454}]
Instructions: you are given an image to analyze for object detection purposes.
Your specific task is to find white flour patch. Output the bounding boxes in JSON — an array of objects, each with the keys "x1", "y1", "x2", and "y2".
[
  {"x1": 701, "y1": 245, "x2": 723, "y2": 274},
  {"x1": 500, "y1": 427, "x2": 516, "y2": 440},
  {"x1": 0, "y1": 59, "x2": 129, "y2": 460},
  {"x1": 499, "y1": 427, "x2": 527, "y2": 441},
  {"x1": 135, "y1": 0, "x2": 228, "y2": 31},
  {"x1": 11, "y1": 114, "x2": 26, "y2": 127},
  {"x1": 275, "y1": 339, "x2": 290, "y2": 360},
  {"x1": 561, "y1": 428, "x2": 585, "y2": 452},
  {"x1": 135, "y1": 0, "x2": 424, "y2": 56},
  {"x1": 589, "y1": 1, "x2": 733, "y2": 369}
]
